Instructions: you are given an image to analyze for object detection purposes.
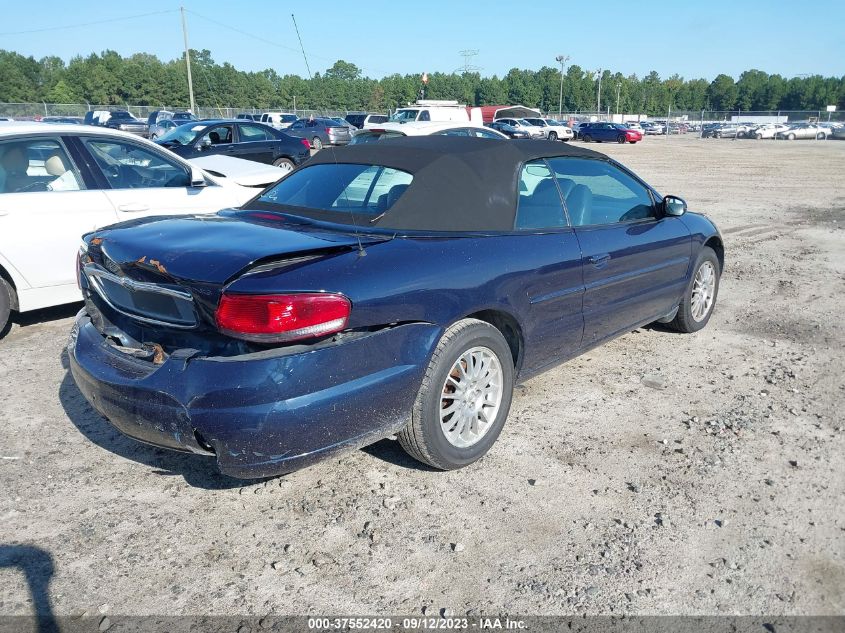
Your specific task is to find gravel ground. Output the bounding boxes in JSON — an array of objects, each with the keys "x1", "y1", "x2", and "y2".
[{"x1": 1, "y1": 136, "x2": 843, "y2": 619}]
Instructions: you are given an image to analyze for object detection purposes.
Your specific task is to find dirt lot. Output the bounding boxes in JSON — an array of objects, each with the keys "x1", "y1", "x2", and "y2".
[{"x1": 1, "y1": 136, "x2": 843, "y2": 620}]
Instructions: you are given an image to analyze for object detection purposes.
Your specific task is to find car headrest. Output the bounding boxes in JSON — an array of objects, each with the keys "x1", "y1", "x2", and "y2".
[
  {"x1": 0, "y1": 146, "x2": 27, "y2": 175},
  {"x1": 45, "y1": 153, "x2": 67, "y2": 176},
  {"x1": 516, "y1": 178, "x2": 565, "y2": 229}
]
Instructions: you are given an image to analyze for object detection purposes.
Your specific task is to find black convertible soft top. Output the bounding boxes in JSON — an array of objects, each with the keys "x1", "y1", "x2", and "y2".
[{"x1": 305, "y1": 136, "x2": 609, "y2": 232}]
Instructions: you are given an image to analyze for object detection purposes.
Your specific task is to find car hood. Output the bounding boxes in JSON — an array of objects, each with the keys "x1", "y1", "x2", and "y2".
[
  {"x1": 188, "y1": 155, "x2": 285, "y2": 188},
  {"x1": 88, "y1": 213, "x2": 388, "y2": 285}
]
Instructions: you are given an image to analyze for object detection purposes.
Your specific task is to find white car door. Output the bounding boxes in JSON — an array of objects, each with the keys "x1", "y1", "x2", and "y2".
[
  {"x1": 81, "y1": 136, "x2": 243, "y2": 220},
  {"x1": 0, "y1": 136, "x2": 117, "y2": 301}
]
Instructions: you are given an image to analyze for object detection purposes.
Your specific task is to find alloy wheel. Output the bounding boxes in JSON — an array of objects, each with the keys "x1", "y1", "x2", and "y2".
[{"x1": 691, "y1": 261, "x2": 716, "y2": 322}]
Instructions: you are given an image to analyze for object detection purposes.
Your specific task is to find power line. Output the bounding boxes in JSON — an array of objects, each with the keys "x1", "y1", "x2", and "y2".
[
  {"x1": 0, "y1": 10, "x2": 177, "y2": 36},
  {"x1": 291, "y1": 14, "x2": 312, "y2": 79}
]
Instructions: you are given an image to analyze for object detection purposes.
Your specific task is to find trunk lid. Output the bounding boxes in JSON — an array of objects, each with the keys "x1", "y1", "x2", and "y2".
[{"x1": 88, "y1": 212, "x2": 384, "y2": 286}]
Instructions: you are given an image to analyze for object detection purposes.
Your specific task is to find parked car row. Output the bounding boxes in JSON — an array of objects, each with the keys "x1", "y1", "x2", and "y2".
[{"x1": 702, "y1": 121, "x2": 841, "y2": 140}]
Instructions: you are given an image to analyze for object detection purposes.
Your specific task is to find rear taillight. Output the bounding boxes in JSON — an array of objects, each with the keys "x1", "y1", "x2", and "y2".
[
  {"x1": 325, "y1": 127, "x2": 333, "y2": 134},
  {"x1": 216, "y1": 292, "x2": 350, "y2": 343},
  {"x1": 300, "y1": 139, "x2": 311, "y2": 149}
]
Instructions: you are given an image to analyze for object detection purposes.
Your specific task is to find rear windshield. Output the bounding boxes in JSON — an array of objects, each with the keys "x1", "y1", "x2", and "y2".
[
  {"x1": 349, "y1": 131, "x2": 405, "y2": 144},
  {"x1": 368, "y1": 115, "x2": 388, "y2": 124},
  {"x1": 255, "y1": 163, "x2": 413, "y2": 222}
]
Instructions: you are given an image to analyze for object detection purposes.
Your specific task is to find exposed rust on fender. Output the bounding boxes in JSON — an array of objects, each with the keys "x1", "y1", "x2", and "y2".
[
  {"x1": 91, "y1": 237, "x2": 103, "y2": 246},
  {"x1": 150, "y1": 343, "x2": 166, "y2": 365},
  {"x1": 149, "y1": 259, "x2": 167, "y2": 274}
]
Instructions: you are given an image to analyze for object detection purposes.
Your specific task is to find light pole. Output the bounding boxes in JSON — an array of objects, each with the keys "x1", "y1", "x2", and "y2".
[
  {"x1": 596, "y1": 68, "x2": 603, "y2": 118},
  {"x1": 615, "y1": 82, "x2": 622, "y2": 117},
  {"x1": 555, "y1": 55, "x2": 570, "y2": 119}
]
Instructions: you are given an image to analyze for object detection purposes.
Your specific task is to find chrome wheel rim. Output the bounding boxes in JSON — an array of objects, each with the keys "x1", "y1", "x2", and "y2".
[
  {"x1": 278, "y1": 161, "x2": 293, "y2": 172},
  {"x1": 691, "y1": 261, "x2": 716, "y2": 322},
  {"x1": 440, "y1": 346, "x2": 503, "y2": 448}
]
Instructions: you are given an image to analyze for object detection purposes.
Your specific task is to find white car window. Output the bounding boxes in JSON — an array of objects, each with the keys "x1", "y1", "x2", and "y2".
[
  {"x1": 0, "y1": 138, "x2": 84, "y2": 194},
  {"x1": 84, "y1": 139, "x2": 190, "y2": 190}
]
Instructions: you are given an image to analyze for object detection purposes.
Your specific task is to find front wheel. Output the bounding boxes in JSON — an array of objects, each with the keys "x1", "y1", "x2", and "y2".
[
  {"x1": 312, "y1": 136, "x2": 323, "y2": 150},
  {"x1": 755, "y1": 133, "x2": 763, "y2": 140},
  {"x1": 787, "y1": 133, "x2": 795, "y2": 140},
  {"x1": 583, "y1": 134, "x2": 593, "y2": 143},
  {"x1": 816, "y1": 133, "x2": 826, "y2": 140},
  {"x1": 548, "y1": 131, "x2": 558, "y2": 141},
  {"x1": 398, "y1": 319, "x2": 514, "y2": 470},
  {"x1": 273, "y1": 157, "x2": 295, "y2": 171},
  {"x1": 668, "y1": 247, "x2": 720, "y2": 333},
  {"x1": 616, "y1": 134, "x2": 626, "y2": 144}
]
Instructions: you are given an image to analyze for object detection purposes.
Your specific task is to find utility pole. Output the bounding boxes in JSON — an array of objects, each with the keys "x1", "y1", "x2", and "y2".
[
  {"x1": 180, "y1": 7, "x2": 196, "y2": 114},
  {"x1": 555, "y1": 55, "x2": 569, "y2": 119},
  {"x1": 457, "y1": 49, "x2": 480, "y2": 75},
  {"x1": 615, "y1": 82, "x2": 621, "y2": 117},
  {"x1": 596, "y1": 68, "x2": 603, "y2": 118}
]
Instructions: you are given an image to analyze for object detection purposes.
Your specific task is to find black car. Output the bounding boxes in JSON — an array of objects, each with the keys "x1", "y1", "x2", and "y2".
[
  {"x1": 486, "y1": 121, "x2": 530, "y2": 139},
  {"x1": 102, "y1": 111, "x2": 149, "y2": 137},
  {"x1": 154, "y1": 119, "x2": 311, "y2": 170}
]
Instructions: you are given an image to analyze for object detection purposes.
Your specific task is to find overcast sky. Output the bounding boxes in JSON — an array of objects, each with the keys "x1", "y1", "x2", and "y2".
[{"x1": 2, "y1": 0, "x2": 843, "y2": 80}]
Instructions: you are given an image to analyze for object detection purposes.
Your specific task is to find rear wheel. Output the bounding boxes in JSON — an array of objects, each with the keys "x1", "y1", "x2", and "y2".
[
  {"x1": 787, "y1": 133, "x2": 795, "y2": 140},
  {"x1": 617, "y1": 134, "x2": 626, "y2": 144},
  {"x1": 583, "y1": 134, "x2": 593, "y2": 143},
  {"x1": 273, "y1": 157, "x2": 295, "y2": 171},
  {"x1": 0, "y1": 278, "x2": 13, "y2": 338},
  {"x1": 312, "y1": 137, "x2": 323, "y2": 150},
  {"x1": 668, "y1": 246, "x2": 720, "y2": 333},
  {"x1": 755, "y1": 133, "x2": 763, "y2": 139},
  {"x1": 548, "y1": 131, "x2": 558, "y2": 141},
  {"x1": 398, "y1": 319, "x2": 514, "y2": 470},
  {"x1": 816, "y1": 132, "x2": 826, "y2": 140}
]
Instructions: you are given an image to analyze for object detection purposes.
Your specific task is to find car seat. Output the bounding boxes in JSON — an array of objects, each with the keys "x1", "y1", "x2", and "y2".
[
  {"x1": 375, "y1": 184, "x2": 409, "y2": 212},
  {"x1": 208, "y1": 131, "x2": 221, "y2": 144},
  {"x1": 516, "y1": 179, "x2": 565, "y2": 229},
  {"x1": 45, "y1": 153, "x2": 67, "y2": 176},
  {"x1": 0, "y1": 146, "x2": 30, "y2": 192}
]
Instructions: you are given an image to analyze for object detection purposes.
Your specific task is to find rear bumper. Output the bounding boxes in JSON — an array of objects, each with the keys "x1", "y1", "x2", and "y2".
[{"x1": 68, "y1": 312, "x2": 440, "y2": 478}]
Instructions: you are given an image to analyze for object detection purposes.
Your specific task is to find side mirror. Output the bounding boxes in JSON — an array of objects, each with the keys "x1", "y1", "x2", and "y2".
[
  {"x1": 663, "y1": 195, "x2": 687, "y2": 217},
  {"x1": 197, "y1": 137, "x2": 211, "y2": 150},
  {"x1": 189, "y1": 167, "x2": 207, "y2": 188}
]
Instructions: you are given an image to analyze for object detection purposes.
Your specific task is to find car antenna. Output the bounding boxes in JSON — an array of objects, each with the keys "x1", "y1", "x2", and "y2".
[{"x1": 331, "y1": 145, "x2": 366, "y2": 256}]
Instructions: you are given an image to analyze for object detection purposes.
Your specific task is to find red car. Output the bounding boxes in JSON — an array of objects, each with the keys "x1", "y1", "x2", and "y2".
[{"x1": 579, "y1": 122, "x2": 642, "y2": 144}]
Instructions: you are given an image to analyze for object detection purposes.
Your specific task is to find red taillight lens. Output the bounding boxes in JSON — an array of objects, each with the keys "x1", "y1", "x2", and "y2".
[
  {"x1": 216, "y1": 293, "x2": 350, "y2": 343},
  {"x1": 300, "y1": 139, "x2": 311, "y2": 149},
  {"x1": 325, "y1": 127, "x2": 333, "y2": 134}
]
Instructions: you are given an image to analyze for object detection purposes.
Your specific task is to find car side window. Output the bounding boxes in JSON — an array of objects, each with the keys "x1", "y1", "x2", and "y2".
[
  {"x1": 239, "y1": 124, "x2": 271, "y2": 141},
  {"x1": 201, "y1": 125, "x2": 233, "y2": 145},
  {"x1": 515, "y1": 160, "x2": 566, "y2": 230},
  {"x1": 437, "y1": 128, "x2": 469, "y2": 137},
  {"x1": 546, "y1": 157, "x2": 655, "y2": 227},
  {"x1": 0, "y1": 137, "x2": 84, "y2": 193},
  {"x1": 418, "y1": 110, "x2": 431, "y2": 122},
  {"x1": 84, "y1": 139, "x2": 190, "y2": 189}
]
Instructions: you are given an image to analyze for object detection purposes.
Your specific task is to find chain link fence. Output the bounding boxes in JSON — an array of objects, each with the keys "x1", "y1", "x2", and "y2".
[{"x1": 0, "y1": 102, "x2": 354, "y2": 121}]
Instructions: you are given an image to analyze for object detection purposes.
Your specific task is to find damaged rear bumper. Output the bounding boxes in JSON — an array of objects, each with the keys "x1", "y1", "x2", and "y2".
[{"x1": 68, "y1": 312, "x2": 440, "y2": 478}]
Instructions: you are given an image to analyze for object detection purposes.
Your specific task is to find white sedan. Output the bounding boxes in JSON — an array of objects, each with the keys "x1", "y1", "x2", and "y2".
[{"x1": 0, "y1": 123, "x2": 286, "y2": 335}]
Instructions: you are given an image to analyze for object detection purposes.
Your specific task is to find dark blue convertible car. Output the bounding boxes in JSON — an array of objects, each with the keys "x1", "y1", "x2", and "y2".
[{"x1": 69, "y1": 137, "x2": 723, "y2": 478}]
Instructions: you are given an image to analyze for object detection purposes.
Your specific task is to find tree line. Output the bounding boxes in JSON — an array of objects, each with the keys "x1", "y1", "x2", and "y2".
[{"x1": 1, "y1": 48, "x2": 843, "y2": 114}]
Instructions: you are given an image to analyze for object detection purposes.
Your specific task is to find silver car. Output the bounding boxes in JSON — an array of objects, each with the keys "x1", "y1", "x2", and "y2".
[{"x1": 776, "y1": 124, "x2": 832, "y2": 140}]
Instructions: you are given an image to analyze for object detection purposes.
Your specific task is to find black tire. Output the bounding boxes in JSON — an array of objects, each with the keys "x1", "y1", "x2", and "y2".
[
  {"x1": 273, "y1": 157, "x2": 295, "y2": 171},
  {"x1": 755, "y1": 133, "x2": 763, "y2": 140},
  {"x1": 616, "y1": 134, "x2": 626, "y2": 144},
  {"x1": 548, "y1": 131, "x2": 558, "y2": 141},
  {"x1": 312, "y1": 137, "x2": 323, "y2": 150},
  {"x1": 816, "y1": 133, "x2": 826, "y2": 140},
  {"x1": 397, "y1": 318, "x2": 514, "y2": 470},
  {"x1": 0, "y1": 278, "x2": 13, "y2": 338},
  {"x1": 668, "y1": 246, "x2": 720, "y2": 333},
  {"x1": 583, "y1": 134, "x2": 593, "y2": 143},
  {"x1": 715, "y1": 131, "x2": 722, "y2": 139}
]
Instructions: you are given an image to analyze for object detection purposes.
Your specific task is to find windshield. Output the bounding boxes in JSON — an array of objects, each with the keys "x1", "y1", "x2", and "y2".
[
  {"x1": 157, "y1": 123, "x2": 205, "y2": 145},
  {"x1": 389, "y1": 109, "x2": 419, "y2": 122},
  {"x1": 252, "y1": 163, "x2": 413, "y2": 224}
]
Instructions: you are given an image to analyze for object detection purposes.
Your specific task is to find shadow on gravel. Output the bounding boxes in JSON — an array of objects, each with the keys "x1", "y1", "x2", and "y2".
[
  {"x1": 361, "y1": 438, "x2": 438, "y2": 472},
  {"x1": 0, "y1": 544, "x2": 58, "y2": 632},
  {"x1": 57, "y1": 350, "x2": 260, "y2": 491},
  {"x1": 0, "y1": 302, "x2": 82, "y2": 341}
]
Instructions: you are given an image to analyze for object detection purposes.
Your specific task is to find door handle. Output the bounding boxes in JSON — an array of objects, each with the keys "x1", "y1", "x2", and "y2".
[
  {"x1": 118, "y1": 203, "x2": 150, "y2": 213},
  {"x1": 589, "y1": 253, "x2": 611, "y2": 267}
]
